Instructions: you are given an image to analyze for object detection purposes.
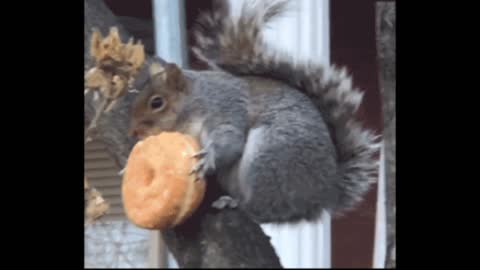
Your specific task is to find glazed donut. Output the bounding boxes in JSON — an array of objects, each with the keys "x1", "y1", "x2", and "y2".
[{"x1": 122, "y1": 132, "x2": 206, "y2": 229}]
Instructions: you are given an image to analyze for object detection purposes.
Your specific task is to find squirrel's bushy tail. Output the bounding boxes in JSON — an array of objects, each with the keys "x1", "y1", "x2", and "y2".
[{"x1": 192, "y1": 0, "x2": 381, "y2": 214}]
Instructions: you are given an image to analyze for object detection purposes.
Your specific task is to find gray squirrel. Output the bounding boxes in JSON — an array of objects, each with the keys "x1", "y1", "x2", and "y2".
[{"x1": 128, "y1": 0, "x2": 380, "y2": 224}]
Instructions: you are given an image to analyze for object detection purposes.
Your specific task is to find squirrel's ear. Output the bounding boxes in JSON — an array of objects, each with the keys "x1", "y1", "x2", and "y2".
[
  {"x1": 165, "y1": 63, "x2": 187, "y2": 92},
  {"x1": 149, "y1": 62, "x2": 167, "y2": 81},
  {"x1": 149, "y1": 62, "x2": 166, "y2": 77},
  {"x1": 149, "y1": 61, "x2": 186, "y2": 92}
]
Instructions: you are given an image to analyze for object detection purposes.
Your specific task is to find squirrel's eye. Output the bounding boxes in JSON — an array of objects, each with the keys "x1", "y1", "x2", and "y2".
[{"x1": 150, "y1": 96, "x2": 165, "y2": 110}]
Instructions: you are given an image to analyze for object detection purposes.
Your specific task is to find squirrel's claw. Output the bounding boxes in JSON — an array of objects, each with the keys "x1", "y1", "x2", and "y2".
[
  {"x1": 192, "y1": 149, "x2": 208, "y2": 159},
  {"x1": 190, "y1": 158, "x2": 206, "y2": 181},
  {"x1": 212, "y1": 196, "x2": 238, "y2": 209},
  {"x1": 190, "y1": 144, "x2": 216, "y2": 181}
]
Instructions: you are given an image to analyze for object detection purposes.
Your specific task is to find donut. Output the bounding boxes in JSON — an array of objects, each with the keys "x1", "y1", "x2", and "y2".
[{"x1": 122, "y1": 132, "x2": 206, "y2": 229}]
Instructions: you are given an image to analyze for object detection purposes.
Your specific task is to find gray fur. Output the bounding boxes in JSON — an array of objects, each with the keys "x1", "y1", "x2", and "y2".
[
  {"x1": 180, "y1": 70, "x2": 342, "y2": 223},
  {"x1": 180, "y1": 70, "x2": 251, "y2": 178},
  {"x1": 191, "y1": 0, "x2": 381, "y2": 221},
  {"x1": 234, "y1": 77, "x2": 341, "y2": 222},
  {"x1": 131, "y1": 0, "x2": 380, "y2": 224}
]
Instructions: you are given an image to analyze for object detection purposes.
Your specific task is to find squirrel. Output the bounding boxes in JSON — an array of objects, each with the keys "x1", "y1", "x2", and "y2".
[{"x1": 128, "y1": 0, "x2": 380, "y2": 224}]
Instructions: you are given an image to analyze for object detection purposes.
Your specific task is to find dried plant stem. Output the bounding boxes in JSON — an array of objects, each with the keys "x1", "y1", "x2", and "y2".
[
  {"x1": 84, "y1": 96, "x2": 112, "y2": 144},
  {"x1": 84, "y1": 95, "x2": 111, "y2": 225},
  {"x1": 84, "y1": 25, "x2": 144, "y2": 226}
]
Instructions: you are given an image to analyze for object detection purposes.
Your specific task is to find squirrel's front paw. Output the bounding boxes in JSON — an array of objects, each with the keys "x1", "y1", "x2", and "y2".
[
  {"x1": 212, "y1": 195, "x2": 238, "y2": 209},
  {"x1": 190, "y1": 143, "x2": 216, "y2": 180}
]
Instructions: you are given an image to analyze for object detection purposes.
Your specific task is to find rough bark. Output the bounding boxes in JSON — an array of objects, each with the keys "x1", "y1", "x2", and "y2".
[
  {"x1": 376, "y1": 2, "x2": 396, "y2": 268},
  {"x1": 84, "y1": 0, "x2": 281, "y2": 268}
]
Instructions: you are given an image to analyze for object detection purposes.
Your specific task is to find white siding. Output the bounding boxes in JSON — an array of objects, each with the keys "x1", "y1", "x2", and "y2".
[
  {"x1": 85, "y1": 141, "x2": 151, "y2": 268},
  {"x1": 85, "y1": 140, "x2": 125, "y2": 221}
]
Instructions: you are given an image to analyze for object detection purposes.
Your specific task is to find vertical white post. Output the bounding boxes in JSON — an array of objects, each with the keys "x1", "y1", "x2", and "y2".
[
  {"x1": 320, "y1": 2, "x2": 331, "y2": 266},
  {"x1": 230, "y1": 0, "x2": 332, "y2": 267},
  {"x1": 151, "y1": 0, "x2": 188, "y2": 268},
  {"x1": 148, "y1": 231, "x2": 166, "y2": 268},
  {"x1": 152, "y1": 0, "x2": 188, "y2": 67},
  {"x1": 373, "y1": 143, "x2": 387, "y2": 268}
]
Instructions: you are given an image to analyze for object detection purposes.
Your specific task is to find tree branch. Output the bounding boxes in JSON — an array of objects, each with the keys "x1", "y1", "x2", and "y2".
[{"x1": 84, "y1": 0, "x2": 281, "y2": 267}]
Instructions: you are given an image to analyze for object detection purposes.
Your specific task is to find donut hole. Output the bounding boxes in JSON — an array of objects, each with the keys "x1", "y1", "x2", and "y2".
[{"x1": 136, "y1": 159, "x2": 155, "y2": 187}]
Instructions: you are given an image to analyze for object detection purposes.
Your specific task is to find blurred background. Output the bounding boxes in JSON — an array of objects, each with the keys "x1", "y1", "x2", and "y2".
[{"x1": 84, "y1": 0, "x2": 395, "y2": 268}]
